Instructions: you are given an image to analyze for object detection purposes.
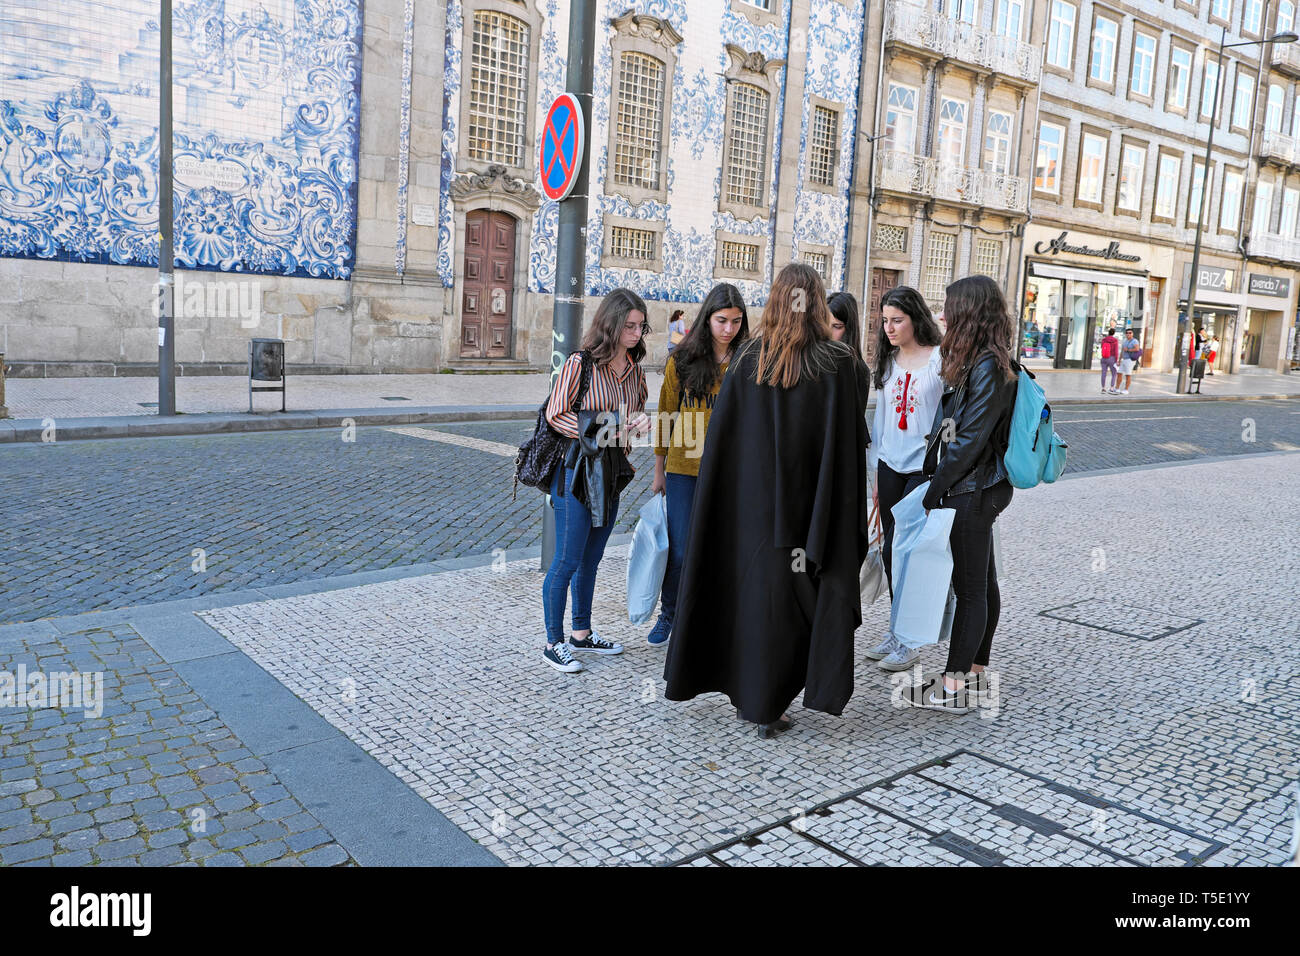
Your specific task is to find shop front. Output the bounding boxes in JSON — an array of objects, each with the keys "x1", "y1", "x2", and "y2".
[
  {"x1": 1019, "y1": 228, "x2": 1159, "y2": 371},
  {"x1": 1176, "y1": 262, "x2": 1242, "y2": 374},
  {"x1": 1241, "y1": 272, "x2": 1294, "y2": 372}
]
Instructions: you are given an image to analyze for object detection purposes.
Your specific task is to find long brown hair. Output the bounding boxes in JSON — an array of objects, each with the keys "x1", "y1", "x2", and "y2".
[
  {"x1": 939, "y1": 275, "x2": 1015, "y2": 386},
  {"x1": 581, "y1": 287, "x2": 649, "y2": 365},
  {"x1": 752, "y1": 263, "x2": 837, "y2": 389}
]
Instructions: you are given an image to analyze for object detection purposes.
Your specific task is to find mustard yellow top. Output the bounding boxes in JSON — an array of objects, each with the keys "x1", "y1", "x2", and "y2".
[{"x1": 655, "y1": 353, "x2": 728, "y2": 477}]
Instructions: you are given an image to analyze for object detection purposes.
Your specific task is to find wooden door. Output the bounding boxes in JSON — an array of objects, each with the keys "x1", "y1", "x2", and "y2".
[
  {"x1": 867, "y1": 268, "x2": 902, "y2": 363},
  {"x1": 461, "y1": 210, "x2": 516, "y2": 359}
]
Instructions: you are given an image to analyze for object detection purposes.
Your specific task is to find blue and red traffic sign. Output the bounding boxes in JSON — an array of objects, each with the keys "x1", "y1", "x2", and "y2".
[{"x1": 540, "y1": 93, "x2": 584, "y2": 202}]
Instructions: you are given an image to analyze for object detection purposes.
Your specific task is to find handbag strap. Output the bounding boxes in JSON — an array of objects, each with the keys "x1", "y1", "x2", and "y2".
[{"x1": 571, "y1": 349, "x2": 594, "y2": 414}]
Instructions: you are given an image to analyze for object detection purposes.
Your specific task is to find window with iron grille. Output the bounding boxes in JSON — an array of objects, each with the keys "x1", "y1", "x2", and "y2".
[
  {"x1": 613, "y1": 52, "x2": 666, "y2": 191},
  {"x1": 809, "y1": 106, "x2": 839, "y2": 188},
  {"x1": 468, "y1": 11, "x2": 530, "y2": 167},
  {"x1": 610, "y1": 226, "x2": 658, "y2": 263},
  {"x1": 924, "y1": 233, "x2": 955, "y2": 304},
  {"x1": 803, "y1": 251, "x2": 830, "y2": 281},
  {"x1": 721, "y1": 240, "x2": 761, "y2": 274},
  {"x1": 875, "y1": 224, "x2": 908, "y2": 252},
  {"x1": 974, "y1": 239, "x2": 1001, "y2": 279},
  {"x1": 725, "y1": 82, "x2": 770, "y2": 207}
]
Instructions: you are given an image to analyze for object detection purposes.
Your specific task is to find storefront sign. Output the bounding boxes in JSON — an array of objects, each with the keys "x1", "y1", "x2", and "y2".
[
  {"x1": 1032, "y1": 231, "x2": 1141, "y2": 262},
  {"x1": 1179, "y1": 263, "x2": 1236, "y2": 298},
  {"x1": 1247, "y1": 273, "x2": 1290, "y2": 298}
]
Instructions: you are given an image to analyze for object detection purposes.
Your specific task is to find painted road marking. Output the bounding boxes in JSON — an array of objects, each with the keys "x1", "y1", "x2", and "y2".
[
  {"x1": 385, "y1": 426, "x2": 518, "y2": 457},
  {"x1": 1055, "y1": 416, "x2": 1195, "y2": 424}
]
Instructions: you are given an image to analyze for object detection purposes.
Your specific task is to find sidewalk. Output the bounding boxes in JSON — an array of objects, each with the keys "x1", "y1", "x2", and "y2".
[{"x1": 2, "y1": 366, "x2": 1297, "y2": 443}]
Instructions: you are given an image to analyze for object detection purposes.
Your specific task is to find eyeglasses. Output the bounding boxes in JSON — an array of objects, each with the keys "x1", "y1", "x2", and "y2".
[{"x1": 623, "y1": 321, "x2": 647, "y2": 335}]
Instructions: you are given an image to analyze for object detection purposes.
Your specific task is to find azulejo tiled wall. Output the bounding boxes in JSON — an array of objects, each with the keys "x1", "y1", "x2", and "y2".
[
  {"x1": 439, "y1": 0, "x2": 864, "y2": 310},
  {"x1": 0, "y1": 0, "x2": 362, "y2": 279}
]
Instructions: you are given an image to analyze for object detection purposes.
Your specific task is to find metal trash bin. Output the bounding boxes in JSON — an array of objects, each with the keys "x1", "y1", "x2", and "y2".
[
  {"x1": 1188, "y1": 358, "x2": 1207, "y2": 394},
  {"x1": 249, "y1": 338, "x2": 286, "y2": 412}
]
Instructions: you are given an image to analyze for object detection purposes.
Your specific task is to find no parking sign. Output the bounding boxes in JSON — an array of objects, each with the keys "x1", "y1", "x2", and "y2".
[{"x1": 539, "y1": 93, "x2": 584, "y2": 202}]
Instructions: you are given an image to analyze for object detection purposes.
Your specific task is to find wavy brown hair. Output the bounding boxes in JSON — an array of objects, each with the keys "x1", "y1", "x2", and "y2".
[
  {"x1": 581, "y1": 287, "x2": 649, "y2": 365},
  {"x1": 753, "y1": 263, "x2": 838, "y2": 389},
  {"x1": 939, "y1": 275, "x2": 1016, "y2": 386}
]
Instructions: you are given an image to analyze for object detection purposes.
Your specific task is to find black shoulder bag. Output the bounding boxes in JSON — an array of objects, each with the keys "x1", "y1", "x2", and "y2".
[{"x1": 513, "y1": 350, "x2": 593, "y2": 498}]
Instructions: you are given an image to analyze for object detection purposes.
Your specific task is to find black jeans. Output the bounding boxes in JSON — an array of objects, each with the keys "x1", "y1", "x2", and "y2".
[
  {"x1": 876, "y1": 461, "x2": 927, "y2": 599},
  {"x1": 943, "y1": 480, "x2": 1014, "y2": 674}
]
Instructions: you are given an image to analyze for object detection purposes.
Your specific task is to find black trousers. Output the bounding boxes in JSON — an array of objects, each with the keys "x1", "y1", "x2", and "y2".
[
  {"x1": 943, "y1": 480, "x2": 1014, "y2": 674},
  {"x1": 876, "y1": 460, "x2": 928, "y2": 600}
]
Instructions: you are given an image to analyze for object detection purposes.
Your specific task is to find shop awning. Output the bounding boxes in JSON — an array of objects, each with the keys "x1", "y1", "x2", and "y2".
[{"x1": 1030, "y1": 261, "x2": 1148, "y2": 289}]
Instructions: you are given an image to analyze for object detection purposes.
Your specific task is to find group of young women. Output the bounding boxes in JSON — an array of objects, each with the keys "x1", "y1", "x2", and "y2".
[{"x1": 538, "y1": 263, "x2": 1019, "y2": 734}]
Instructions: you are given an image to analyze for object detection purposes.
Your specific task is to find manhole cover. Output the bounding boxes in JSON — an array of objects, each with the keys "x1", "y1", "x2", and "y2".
[{"x1": 1039, "y1": 599, "x2": 1203, "y2": 641}]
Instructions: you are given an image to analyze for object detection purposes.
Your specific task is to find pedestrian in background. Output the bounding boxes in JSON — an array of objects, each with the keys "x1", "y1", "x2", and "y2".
[
  {"x1": 647, "y1": 284, "x2": 750, "y2": 648},
  {"x1": 1119, "y1": 328, "x2": 1141, "y2": 394},
  {"x1": 1206, "y1": 334, "x2": 1220, "y2": 375},
  {"x1": 862, "y1": 285, "x2": 943, "y2": 673},
  {"x1": 666, "y1": 309, "x2": 687, "y2": 355},
  {"x1": 665, "y1": 263, "x2": 870, "y2": 738},
  {"x1": 1100, "y1": 326, "x2": 1120, "y2": 394},
  {"x1": 541, "y1": 288, "x2": 650, "y2": 674},
  {"x1": 903, "y1": 275, "x2": 1018, "y2": 714}
]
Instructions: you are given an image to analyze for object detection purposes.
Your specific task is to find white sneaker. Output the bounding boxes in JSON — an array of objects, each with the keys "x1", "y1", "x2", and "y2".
[
  {"x1": 864, "y1": 631, "x2": 898, "y2": 661},
  {"x1": 1121, "y1": 389, "x2": 1129, "y2": 395},
  {"x1": 878, "y1": 642, "x2": 920, "y2": 672}
]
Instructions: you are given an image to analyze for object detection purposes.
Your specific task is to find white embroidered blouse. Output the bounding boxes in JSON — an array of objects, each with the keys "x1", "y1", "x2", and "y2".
[{"x1": 868, "y1": 347, "x2": 943, "y2": 476}]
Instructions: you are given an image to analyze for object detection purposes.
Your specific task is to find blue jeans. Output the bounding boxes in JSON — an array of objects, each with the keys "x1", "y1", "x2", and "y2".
[
  {"x1": 655, "y1": 472, "x2": 697, "y2": 631},
  {"x1": 542, "y1": 464, "x2": 620, "y2": 644}
]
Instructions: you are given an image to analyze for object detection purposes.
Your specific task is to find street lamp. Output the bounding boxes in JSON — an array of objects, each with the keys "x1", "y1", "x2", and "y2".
[{"x1": 1179, "y1": 28, "x2": 1298, "y2": 393}]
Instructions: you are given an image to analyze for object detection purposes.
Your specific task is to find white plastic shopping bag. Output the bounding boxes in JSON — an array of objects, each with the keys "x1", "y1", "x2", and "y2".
[
  {"x1": 627, "y1": 493, "x2": 669, "y2": 625},
  {"x1": 889, "y1": 482, "x2": 957, "y2": 649},
  {"x1": 859, "y1": 490, "x2": 888, "y2": 607}
]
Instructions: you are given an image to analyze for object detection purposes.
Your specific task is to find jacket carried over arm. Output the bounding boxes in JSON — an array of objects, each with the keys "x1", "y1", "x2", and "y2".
[{"x1": 922, "y1": 353, "x2": 1017, "y2": 511}]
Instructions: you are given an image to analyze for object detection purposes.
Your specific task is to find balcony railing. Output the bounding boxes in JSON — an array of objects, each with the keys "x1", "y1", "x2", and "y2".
[
  {"x1": 1271, "y1": 42, "x2": 1300, "y2": 77},
  {"x1": 1260, "y1": 129, "x2": 1300, "y2": 167},
  {"x1": 876, "y1": 150, "x2": 1029, "y2": 213},
  {"x1": 884, "y1": 0, "x2": 1041, "y2": 85},
  {"x1": 1250, "y1": 232, "x2": 1300, "y2": 263}
]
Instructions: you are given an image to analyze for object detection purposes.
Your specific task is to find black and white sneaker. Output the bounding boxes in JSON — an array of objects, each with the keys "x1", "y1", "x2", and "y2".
[
  {"x1": 902, "y1": 676, "x2": 972, "y2": 714},
  {"x1": 544, "y1": 641, "x2": 584, "y2": 673},
  {"x1": 569, "y1": 630, "x2": 624, "y2": 655},
  {"x1": 925, "y1": 669, "x2": 991, "y2": 702}
]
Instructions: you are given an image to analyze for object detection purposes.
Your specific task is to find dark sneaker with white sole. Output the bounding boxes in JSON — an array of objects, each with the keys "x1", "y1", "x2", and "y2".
[
  {"x1": 544, "y1": 641, "x2": 584, "y2": 673},
  {"x1": 926, "y1": 669, "x2": 992, "y2": 702},
  {"x1": 569, "y1": 630, "x2": 624, "y2": 655},
  {"x1": 902, "y1": 676, "x2": 972, "y2": 714}
]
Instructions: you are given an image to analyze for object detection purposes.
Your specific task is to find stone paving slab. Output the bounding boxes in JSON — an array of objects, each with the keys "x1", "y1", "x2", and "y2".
[
  {"x1": 196, "y1": 453, "x2": 1300, "y2": 867},
  {"x1": 0, "y1": 623, "x2": 356, "y2": 867}
]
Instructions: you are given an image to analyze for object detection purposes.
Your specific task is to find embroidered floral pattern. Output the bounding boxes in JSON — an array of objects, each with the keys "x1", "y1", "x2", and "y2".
[{"x1": 893, "y1": 370, "x2": 916, "y2": 429}]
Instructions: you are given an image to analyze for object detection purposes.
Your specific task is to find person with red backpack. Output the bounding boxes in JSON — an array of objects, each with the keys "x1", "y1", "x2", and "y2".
[{"x1": 1099, "y1": 326, "x2": 1120, "y2": 394}]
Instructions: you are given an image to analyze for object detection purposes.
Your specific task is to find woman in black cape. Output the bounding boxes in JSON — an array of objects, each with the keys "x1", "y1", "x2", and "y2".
[{"x1": 663, "y1": 263, "x2": 871, "y2": 737}]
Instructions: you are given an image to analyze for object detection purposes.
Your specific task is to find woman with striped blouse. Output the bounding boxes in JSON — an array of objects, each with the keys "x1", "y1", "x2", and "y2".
[{"x1": 542, "y1": 287, "x2": 651, "y2": 674}]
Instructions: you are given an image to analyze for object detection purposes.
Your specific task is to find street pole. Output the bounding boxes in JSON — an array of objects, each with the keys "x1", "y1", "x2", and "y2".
[
  {"x1": 157, "y1": 0, "x2": 176, "y2": 416},
  {"x1": 541, "y1": 0, "x2": 596, "y2": 571},
  {"x1": 1179, "y1": 28, "x2": 1225, "y2": 395}
]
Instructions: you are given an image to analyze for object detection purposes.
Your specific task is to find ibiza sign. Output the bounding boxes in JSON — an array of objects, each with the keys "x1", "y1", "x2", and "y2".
[{"x1": 1033, "y1": 231, "x2": 1141, "y2": 262}]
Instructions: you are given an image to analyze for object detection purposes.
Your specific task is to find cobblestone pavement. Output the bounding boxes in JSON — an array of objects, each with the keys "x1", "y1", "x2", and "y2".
[
  {"x1": 2, "y1": 400, "x2": 1298, "y2": 623},
  {"x1": 198, "y1": 454, "x2": 1300, "y2": 867},
  {"x1": 0, "y1": 623, "x2": 354, "y2": 867}
]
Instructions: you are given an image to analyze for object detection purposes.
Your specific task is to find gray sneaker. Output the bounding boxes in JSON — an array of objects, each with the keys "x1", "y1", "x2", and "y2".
[
  {"x1": 878, "y1": 642, "x2": 920, "y2": 672},
  {"x1": 864, "y1": 631, "x2": 898, "y2": 661}
]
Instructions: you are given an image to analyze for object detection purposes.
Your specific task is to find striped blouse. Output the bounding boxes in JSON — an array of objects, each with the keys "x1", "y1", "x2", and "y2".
[{"x1": 546, "y1": 351, "x2": 648, "y2": 439}]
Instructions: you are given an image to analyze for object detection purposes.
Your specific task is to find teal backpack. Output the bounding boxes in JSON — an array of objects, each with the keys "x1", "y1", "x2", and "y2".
[{"x1": 1003, "y1": 364, "x2": 1067, "y2": 488}]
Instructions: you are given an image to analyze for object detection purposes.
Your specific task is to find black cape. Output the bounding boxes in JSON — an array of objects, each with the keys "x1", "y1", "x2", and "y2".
[{"x1": 663, "y1": 341, "x2": 871, "y2": 724}]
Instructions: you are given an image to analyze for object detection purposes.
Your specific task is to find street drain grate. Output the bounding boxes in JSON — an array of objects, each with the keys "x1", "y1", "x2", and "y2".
[
  {"x1": 137, "y1": 402, "x2": 158, "y2": 408},
  {"x1": 1038, "y1": 599, "x2": 1203, "y2": 641},
  {"x1": 672, "y1": 750, "x2": 1224, "y2": 867},
  {"x1": 380, "y1": 396, "x2": 411, "y2": 401}
]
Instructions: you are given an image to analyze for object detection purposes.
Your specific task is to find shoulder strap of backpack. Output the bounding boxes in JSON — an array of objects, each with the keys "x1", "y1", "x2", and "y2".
[{"x1": 571, "y1": 350, "x2": 594, "y2": 413}]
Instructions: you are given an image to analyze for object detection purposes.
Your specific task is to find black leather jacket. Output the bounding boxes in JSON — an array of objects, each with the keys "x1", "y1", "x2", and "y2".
[
  {"x1": 563, "y1": 409, "x2": 635, "y2": 528},
  {"x1": 922, "y1": 353, "x2": 1017, "y2": 510}
]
